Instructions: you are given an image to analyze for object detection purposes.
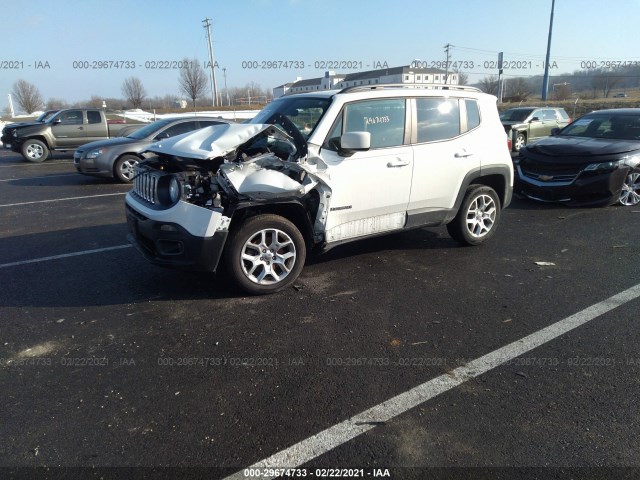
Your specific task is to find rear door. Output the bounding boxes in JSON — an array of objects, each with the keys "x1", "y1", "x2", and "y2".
[
  {"x1": 85, "y1": 110, "x2": 108, "y2": 142},
  {"x1": 408, "y1": 97, "x2": 481, "y2": 214}
]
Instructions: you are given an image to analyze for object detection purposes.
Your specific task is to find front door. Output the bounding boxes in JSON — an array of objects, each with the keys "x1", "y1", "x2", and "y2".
[
  {"x1": 321, "y1": 98, "x2": 413, "y2": 243},
  {"x1": 50, "y1": 110, "x2": 86, "y2": 147}
]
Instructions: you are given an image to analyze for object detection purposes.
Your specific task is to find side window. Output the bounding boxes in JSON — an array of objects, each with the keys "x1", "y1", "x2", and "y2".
[
  {"x1": 342, "y1": 99, "x2": 406, "y2": 149},
  {"x1": 58, "y1": 110, "x2": 83, "y2": 125},
  {"x1": 158, "y1": 121, "x2": 198, "y2": 139},
  {"x1": 416, "y1": 98, "x2": 460, "y2": 143},
  {"x1": 87, "y1": 111, "x2": 101, "y2": 124},
  {"x1": 198, "y1": 120, "x2": 222, "y2": 128},
  {"x1": 323, "y1": 113, "x2": 343, "y2": 151},
  {"x1": 465, "y1": 99, "x2": 481, "y2": 131}
]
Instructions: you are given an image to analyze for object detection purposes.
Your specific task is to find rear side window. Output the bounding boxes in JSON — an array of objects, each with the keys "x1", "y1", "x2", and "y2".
[
  {"x1": 160, "y1": 121, "x2": 198, "y2": 138},
  {"x1": 416, "y1": 98, "x2": 460, "y2": 142},
  {"x1": 87, "y1": 111, "x2": 101, "y2": 124},
  {"x1": 465, "y1": 99, "x2": 480, "y2": 131}
]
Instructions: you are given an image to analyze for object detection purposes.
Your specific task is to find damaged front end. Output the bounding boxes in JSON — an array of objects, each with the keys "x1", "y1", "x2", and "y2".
[{"x1": 125, "y1": 123, "x2": 329, "y2": 272}]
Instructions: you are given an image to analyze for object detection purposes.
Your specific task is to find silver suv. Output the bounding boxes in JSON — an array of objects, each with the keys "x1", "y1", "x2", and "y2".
[{"x1": 125, "y1": 84, "x2": 514, "y2": 294}]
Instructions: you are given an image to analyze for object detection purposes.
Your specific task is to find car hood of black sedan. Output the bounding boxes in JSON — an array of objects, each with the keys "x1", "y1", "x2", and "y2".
[{"x1": 524, "y1": 136, "x2": 640, "y2": 157}]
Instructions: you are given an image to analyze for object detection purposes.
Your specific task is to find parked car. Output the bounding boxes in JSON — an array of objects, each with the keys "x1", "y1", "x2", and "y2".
[
  {"x1": 74, "y1": 117, "x2": 230, "y2": 183},
  {"x1": 500, "y1": 107, "x2": 571, "y2": 152},
  {"x1": 613, "y1": 93, "x2": 628, "y2": 98},
  {"x1": 515, "y1": 108, "x2": 640, "y2": 206},
  {"x1": 125, "y1": 84, "x2": 513, "y2": 294},
  {"x1": 1, "y1": 108, "x2": 143, "y2": 162}
]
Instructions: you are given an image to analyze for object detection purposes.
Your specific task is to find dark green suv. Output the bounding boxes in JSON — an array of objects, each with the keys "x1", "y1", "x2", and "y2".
[{"x1": 500, "y1": 107, "x2": 571, "y2": 152}]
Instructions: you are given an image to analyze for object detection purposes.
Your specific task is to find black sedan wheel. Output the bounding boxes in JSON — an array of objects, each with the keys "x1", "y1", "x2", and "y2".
[{"x1": 619, "y1": 169, "x2": 640, "y2": 206}]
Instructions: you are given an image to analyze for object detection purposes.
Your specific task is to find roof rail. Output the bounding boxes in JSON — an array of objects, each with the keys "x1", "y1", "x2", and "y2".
[{"x1": 338, "y1": 83, "x2": 481, "y2": 94}]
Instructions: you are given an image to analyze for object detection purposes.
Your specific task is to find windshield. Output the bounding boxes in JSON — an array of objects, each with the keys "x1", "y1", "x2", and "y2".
[
  {"x1": 37, "y1": 110, "x2": 59, "y2": 122},
  {"x1": 500, "y1": 108, "x2": 534, "y2": 122},
  {"x1": 559, "y1": 113, "x2": 640, "y2": 140},
  {"x1": 127, "y1": 119, "x2": 174, "y2": 139},
  {"x1": 250, "y1": 96, "x2": 332, "y2": 140}
]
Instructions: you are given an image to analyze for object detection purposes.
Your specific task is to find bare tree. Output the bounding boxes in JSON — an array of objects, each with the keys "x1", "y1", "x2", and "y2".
[
  {"x1": 121, "y1": 77, "x2": 147, "y2": 109},
  {"x1": 554, "y1": 83, "x2": 572, "y2": 101},
  {"x1": 453, "y1": 69, "x2": 469, "y2": 86},
  {"x1": 12, "y1": 79, "x2": 44, "y2": 114},
  {"x1": 46, "y1": 98, "x2": 69, "y2": 110},
  {"x1": 505, "y1": 77, "x2": 531, "y2": 101},
  {"x1": 178, "y1": 57, "x2": 208, "y2": 107},
  {"x1": 478, "y1": 75, "x2": 499, "y2": 95},
  {"x1": 591, "y1": 71, "x2": 620, "y2": 98}
]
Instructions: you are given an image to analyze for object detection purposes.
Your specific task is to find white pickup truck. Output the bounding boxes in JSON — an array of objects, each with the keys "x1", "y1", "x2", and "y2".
[{"x1": 125, "y1": 84, "x2": 513, "y2": 294}]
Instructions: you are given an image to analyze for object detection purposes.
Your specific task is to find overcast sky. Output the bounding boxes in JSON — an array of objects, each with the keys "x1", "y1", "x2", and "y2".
[{"x1": 2, "y1": 0, "x2": 639, "y2": 108}]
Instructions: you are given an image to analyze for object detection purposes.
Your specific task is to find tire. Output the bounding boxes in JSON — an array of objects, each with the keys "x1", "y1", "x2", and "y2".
[
  {"x1": 114, "y1": 154, "x2": 140, "y2": 183},
  {"x1": 513, "y1": 132, "x2": 526, "y2": 152},
  {"x1": 447, "y1": 186, "x2": 501, "y2": 246},
  {"x1": 225, "y1": 214, "x2": 306, "y2": 295},
  {"x1": 21, "y1": 139, "x2": 49, "y2": 162},
  {"x1": 618, "y1": 169, "x2": 640, "y2": 206}
]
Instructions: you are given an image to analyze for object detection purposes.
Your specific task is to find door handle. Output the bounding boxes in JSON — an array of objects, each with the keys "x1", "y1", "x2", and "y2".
[
  {"x1": 454, "y1": 151, "x2": 473, "y2": 158},
  {"x1": 387, "y1": 158, "x2": 410, "y2": 168},
  {"x1": 78, "y1": 127, "x2": 84, "y2": 130}
]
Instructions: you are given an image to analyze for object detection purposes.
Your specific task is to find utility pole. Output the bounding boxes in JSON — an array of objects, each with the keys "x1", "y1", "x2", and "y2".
[
  {"x1": 541, "y1": 0, "x2": 555, "y2": 101},
  {"x1": 202, "y1": 18, "x2": 219, "y2": 107},
  {"x1": 222, "y1": 67, "x2": 230, "y2": 106},
  {"x1": 443, "y1": 43, "x2": 451, "y2": 84}
]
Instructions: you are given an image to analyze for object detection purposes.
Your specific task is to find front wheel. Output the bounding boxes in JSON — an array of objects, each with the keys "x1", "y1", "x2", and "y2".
[
  {"x1": 618, "y1": 169, "x2": 640, "y2": 206},
  {"x1": 114, "y1": 154, "x2": 139, "y2": 183},
  {"x1": 224, "y1": 214, "x2": 306, "y2": 295},
  {"x1": 447, "y1": 186, "x2": 501, "y2": 246},
  {"x1": 513, "y1": 132, "x2": 526, "y2": 152},
  {"x1": 21, "y1": 139, "x2": 49, "y2": 162}
]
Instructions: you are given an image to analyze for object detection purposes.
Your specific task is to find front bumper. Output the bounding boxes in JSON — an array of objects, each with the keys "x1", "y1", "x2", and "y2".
[
  {"x1": 74, "y1": 151, "x2": 115, "y2": 178},
  {"x1": 125, "y1": 193, "x2": 230, "y2": 271},
  {"x1": 516, "y1": 165, "x2": 628, "y2": 207}
]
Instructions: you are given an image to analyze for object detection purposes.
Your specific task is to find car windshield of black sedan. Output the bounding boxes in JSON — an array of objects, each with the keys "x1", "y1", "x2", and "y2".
[
  {"x1": 560, "y1": 113, "x2": 640, "y2": 140},
  {"x1": 127, "y1": 119, "x2": 174, "y2": 139},
  {"x1": 500, "y1": 108, "x2": 534, "y2": 122}
]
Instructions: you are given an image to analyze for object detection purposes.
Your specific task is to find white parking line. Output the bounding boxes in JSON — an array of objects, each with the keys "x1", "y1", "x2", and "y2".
[
  {"x1": 0, "y1": 245, "x2": 132, "y2": 269},
  {"x1": 0, "y1": 173, "x2": 78, "y2": 182},
  {"x1": 0, "y1": 192, "x2": 126, "y2": 208},
  {"x1": 226, "y1": 282, "x2": 640, "y2": 478}
]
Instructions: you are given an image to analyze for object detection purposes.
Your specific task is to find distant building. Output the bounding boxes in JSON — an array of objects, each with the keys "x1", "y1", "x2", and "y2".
[
  {"x1": 173, "y1": 100, "x2": 188, "y2": 109},
  {"x1": 273, "y1": 66, "x2": 458, "y2": 98}
]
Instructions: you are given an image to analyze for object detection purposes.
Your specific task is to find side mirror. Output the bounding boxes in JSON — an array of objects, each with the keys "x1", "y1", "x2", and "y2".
[
  {"x1": 53, "y1": 118, "x2": 62, "y2": 125},
  {"x1": 529, "y1": 116, "x2": 540, "y2": 122},
  {"x1": 154, "y1": 132, "x2": 170, "y2": 140},
  {"x1": 550, "y1": 127, "x2": 560, "y2": 136},
  {"x1": 339, "y1": 131, "x2": 371, "y2": 157}
]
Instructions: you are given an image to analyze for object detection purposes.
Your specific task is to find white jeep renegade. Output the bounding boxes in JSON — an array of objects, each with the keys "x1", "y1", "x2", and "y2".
[{"x1": 125, "y1": 84, "x2": 513, "y2": 294}]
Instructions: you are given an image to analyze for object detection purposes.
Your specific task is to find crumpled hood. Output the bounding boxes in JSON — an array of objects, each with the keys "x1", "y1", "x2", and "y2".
[
  {"x1": 524, "y1": 136, "x2": 640, "y2": 157},
  {"x1": 3, "y1": 121, "x2": 42, "y2": 130},
  {"x1": 145, "y1": 123, "x2": 293, "y2": 159}
]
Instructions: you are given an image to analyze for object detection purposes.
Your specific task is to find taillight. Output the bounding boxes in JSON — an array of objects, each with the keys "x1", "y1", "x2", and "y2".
[{"x1": 507, "y1": 138, "x2": 512, "y2": 151}]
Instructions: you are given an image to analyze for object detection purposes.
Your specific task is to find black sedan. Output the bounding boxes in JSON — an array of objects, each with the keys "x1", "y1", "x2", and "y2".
[{"x1": 515, "y1": 109, "x2": 640, "y2": 207}]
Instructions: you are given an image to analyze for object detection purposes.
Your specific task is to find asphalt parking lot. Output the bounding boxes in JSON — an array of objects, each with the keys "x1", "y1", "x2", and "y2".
[{"x1": 1, "y1": 149, "x2": 639, "y2": 480}]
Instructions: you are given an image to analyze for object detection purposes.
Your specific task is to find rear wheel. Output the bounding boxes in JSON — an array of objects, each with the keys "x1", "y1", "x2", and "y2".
[
  {"x1": 447, "y1": 186, "x2": 501, "y2": 246},
  {"x1": 114, "y1": 155, "x2": 139, "y2": 183},
  {"x1": 225, "y1": 214, "x2": 306, "y2": 294},
  {"x1": 619, "y1": 169, "x2": 640, "y2": 206},
  {"x1": 21, "y1": 139, "x2": 49, "y2": 162}
]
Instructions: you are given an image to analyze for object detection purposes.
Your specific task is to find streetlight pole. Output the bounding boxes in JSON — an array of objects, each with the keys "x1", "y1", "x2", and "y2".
[
  {"x1": 223, "y1": 67, "x2": 230, "y2": 106},
  {"x1": 203, "y1": 18, "x2": 219, "y2": 107},
  {"x1": 541, "y1": 0, "x2": 555, "y2": 101}
]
